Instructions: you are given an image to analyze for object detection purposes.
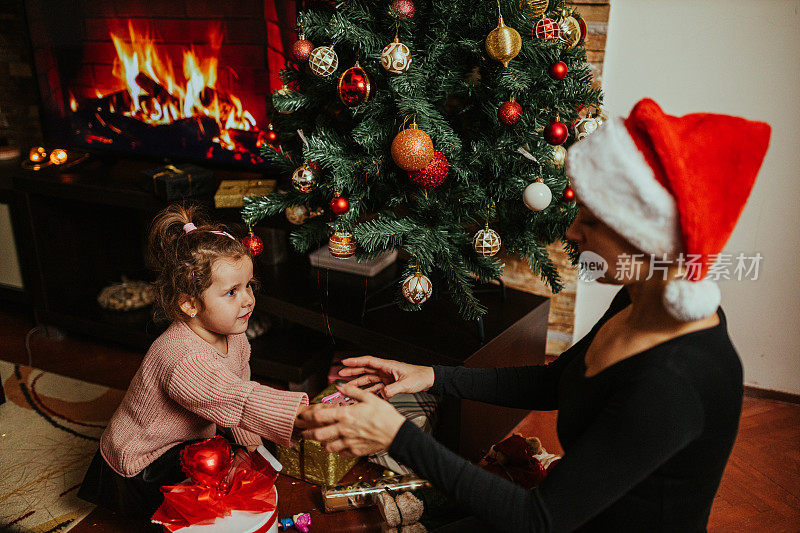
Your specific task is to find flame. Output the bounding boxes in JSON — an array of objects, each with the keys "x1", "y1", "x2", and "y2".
[{"x1": 105, "y1": 21, "x2": 258, "y2": 150}]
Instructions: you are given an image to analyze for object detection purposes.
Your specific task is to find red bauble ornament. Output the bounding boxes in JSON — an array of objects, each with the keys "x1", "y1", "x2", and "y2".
[
  {"x1": 391, "y1": 0, "x2": 415, "y2": 19},
  {"x1": 498, "y1": 98, "x2": 523, "y2": 126},
  {"x1": 548, "y1": 61, "x2": 567, "y2": 80},
  {"x1": 409, "y1": 149, "x2": 449, "y2": 188},
  {"x1": 563, "y1": 186, "x2": 575, "y2": 201},
  {"x1": 575, "y1": 14, "x2": 587, "y2": 40},
  {"x1": 265, "y1": 127, "x2": 278, "y2": 145},
  {"x1": 544, "y1": 121, "x2": 569, "y2": 145},
  {"x1": 330, "y1": 196, "x2": 350, "y2": 215},
  {"x1": 179, "y1": 436, "x2": 233, "y2": 489},
  {"x1": 338, "y1": 63, "x2": 371, "y2": 107},
  {"x1": 534, "y1": 18, "x2": 560, "y2": 40},
  {"x1": 243, "y1": 231, "x2": 264, "y2": 256},
  {"x1": 291, "y1": 36, "x2": 314, "y2": 63}
]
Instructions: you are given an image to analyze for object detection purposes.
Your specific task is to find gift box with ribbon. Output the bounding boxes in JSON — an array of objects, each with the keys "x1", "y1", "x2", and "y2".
[
  {"x1": 214, "y1": 179, "x2": 276, "y2": 208},
  {"x1": 142, "y1": 164, "x2": 216, "y2": 201},
  {"x1": 275, "y1": 384, "x2": 360, "y2": 486},
  {"x1": 151, "y1": 436, "x2": 282, "y2": 532}
]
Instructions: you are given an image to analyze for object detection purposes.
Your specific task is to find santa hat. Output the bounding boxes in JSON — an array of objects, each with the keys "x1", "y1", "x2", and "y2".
[{"x1": 565, "y1": 98, "x2": 771, "y2": 321}]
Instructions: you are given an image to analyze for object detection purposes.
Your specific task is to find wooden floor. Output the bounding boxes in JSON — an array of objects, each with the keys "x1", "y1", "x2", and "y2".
[{"x1": 2, "y1": 302, "x2": 799, "y2": 532}]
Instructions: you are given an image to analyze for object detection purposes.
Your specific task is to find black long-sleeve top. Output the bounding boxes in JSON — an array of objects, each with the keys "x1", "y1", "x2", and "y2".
[{"x1": 388, "y1": 287, "x2": 743, "y2": 532}]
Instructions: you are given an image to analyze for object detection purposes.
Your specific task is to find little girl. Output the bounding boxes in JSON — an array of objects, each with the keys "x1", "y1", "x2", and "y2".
[{"x1": 78, "y1": 204, "x2": 308, "y2": 518}]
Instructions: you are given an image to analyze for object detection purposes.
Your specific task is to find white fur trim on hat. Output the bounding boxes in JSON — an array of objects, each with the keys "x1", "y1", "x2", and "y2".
[
  {"x1": 662, "y1": 278, "x2": 721, "y2": 321},
  {"x1": 565, "y1": 116, "x2": 681, "y2": 256}
]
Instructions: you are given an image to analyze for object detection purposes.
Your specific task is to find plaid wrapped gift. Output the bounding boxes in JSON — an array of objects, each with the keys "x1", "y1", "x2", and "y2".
[
  {"x1": 368, "y1": 391, "x2": 439, "y2": 475},
  {"x1": 274, "y1": 384, "x2": 360, "y2": 486},
  {"x1": 214, "y1": 179, "x2": 276, "y2": 208}
]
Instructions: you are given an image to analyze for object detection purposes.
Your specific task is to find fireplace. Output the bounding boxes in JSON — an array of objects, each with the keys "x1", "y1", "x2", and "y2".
[{"x1": 24, "y1": 0, "x2": 294, "y2": 168}]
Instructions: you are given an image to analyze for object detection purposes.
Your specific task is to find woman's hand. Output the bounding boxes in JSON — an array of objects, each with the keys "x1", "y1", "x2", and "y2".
[
  {"x1": 338, "y1": 356, "x2": 435, "y2": 398},
  {"x1": 299, "y1": 383, "x2": 407, "y2": 457}
]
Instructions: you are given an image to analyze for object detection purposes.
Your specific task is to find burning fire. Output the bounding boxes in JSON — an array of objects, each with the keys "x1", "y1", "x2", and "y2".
[{"x1": 76, "y1": 21, "x2": 260, "y2": 152}]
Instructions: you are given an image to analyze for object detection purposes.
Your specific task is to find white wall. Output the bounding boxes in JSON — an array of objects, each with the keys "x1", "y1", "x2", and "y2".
[{"x1": 573, "y1": 0, "x2": 800, "y2": 395}]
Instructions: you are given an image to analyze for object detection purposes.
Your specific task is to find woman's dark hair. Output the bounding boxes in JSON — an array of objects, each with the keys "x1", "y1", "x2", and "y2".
[{"x1": 148, "y1": 203, "x2": 250, "y2": 322}]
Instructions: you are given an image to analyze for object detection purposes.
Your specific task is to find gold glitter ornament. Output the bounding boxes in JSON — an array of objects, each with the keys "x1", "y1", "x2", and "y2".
[
  {"x1": 401, "y1": 272, "x2": 433, "y2": 304},
  {"x1": 559, "y1": 14, "x2": 581, "y2": 50},
  {"x1": 485, "y1": 14, "x2": 522, "y2": 68},
  {"x1": 521, "y1": 0, "x2": 548, "y2": 17},
  {"x1": 391, "y1": 121, "x2": 434, "y2": 171}
]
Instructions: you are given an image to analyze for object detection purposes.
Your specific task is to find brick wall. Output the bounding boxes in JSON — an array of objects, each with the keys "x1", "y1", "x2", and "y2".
[
  {"x1": 0, "y1": 0, "x2": 43, "y2": 150},
  {"x1": 24, "y1": 0, "x2": 271, "y2": 135},
  {"x1": 501, "y1": 0, "x2": 610, "y2": 357}
]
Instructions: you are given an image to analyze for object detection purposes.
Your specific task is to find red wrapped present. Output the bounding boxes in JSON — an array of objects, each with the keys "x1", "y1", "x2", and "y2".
[{"x1": 152, "y1": 437, "x2": 282, "y2": 532}]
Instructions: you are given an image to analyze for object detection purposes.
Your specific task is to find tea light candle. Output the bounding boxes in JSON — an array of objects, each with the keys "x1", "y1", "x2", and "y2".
[
  {"x1": 49, "y1": 149, "x2": 68, "y2": 165},
  {"x1": 29, "y1": 146, "x2": 47, "y2": 162}
]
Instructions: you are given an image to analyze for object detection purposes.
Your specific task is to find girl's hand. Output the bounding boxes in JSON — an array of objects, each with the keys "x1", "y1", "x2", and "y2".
[
  {"x1": 338, "y1": 356, "x2": 435, "y2": 398},
  {"x1": 299, "y1": 383, "x2": 406, "y2": 457},
  {"x1": 294, "y1": 404, "x2": 311, "y2": 430}
]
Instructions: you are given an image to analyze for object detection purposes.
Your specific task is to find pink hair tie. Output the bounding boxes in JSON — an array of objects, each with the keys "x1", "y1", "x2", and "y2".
[
  {"x1": 182, "y1": 222, "x2": 235, "y2": 241},
  {"x1": 210, "y1": 230, "x2": 236, "y2": 240}
]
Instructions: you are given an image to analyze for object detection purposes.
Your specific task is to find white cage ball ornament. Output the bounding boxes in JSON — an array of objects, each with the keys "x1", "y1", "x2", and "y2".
[
  {"x1": 473, "y1": 227, "x2": 502, "y2": 257},
  {"x1": 309, "y1": 46, "x2": 339, "y2": 77},
  {"x1": 401, "y1": 272, "x2": 433, "y2": 304}
]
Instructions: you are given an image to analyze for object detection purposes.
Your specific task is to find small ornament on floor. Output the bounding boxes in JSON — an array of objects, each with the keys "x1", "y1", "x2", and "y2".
[{"x1": 279, "y1": 512, "x2": 312, "y2": 532}]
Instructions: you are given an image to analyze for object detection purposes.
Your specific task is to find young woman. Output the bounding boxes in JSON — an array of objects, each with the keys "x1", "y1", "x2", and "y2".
[{"x1": 299, "y1": 98, "x2": 771, "y2": 532}]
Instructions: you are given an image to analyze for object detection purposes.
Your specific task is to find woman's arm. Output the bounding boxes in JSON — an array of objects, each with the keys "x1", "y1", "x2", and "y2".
[{"x1": 388, "y1": 369, "x2": 705, "y2": 532}]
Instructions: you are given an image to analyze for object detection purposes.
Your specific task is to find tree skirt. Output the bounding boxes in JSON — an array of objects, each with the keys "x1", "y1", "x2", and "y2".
[{"x1": 0, "y1": 361, "x2": 125, "y2": 532}]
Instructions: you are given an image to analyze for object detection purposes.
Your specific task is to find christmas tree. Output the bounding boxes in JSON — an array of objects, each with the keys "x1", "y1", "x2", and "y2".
[{"x1": 242, "y1": 0, "x2": 602, "y2": 319}]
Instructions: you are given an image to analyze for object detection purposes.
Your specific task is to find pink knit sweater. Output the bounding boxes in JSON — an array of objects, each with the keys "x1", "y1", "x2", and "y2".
[{"x1": 100, "y1": 320, "x2": 308, "y2": 477}]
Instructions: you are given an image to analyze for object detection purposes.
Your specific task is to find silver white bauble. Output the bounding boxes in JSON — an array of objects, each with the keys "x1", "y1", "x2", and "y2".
[
  {"x1": 523, "y1": 181, "x2": 552, "y2": 211},
  {"x1": 473, "y1": 228, "x2": 502, "y2": 257},
  {"x1": 381, "y1": 37, "x2": 412, "y2": 74},
  {"x1": 309, "y1": 46, "x2": 338, "y2": 76}
]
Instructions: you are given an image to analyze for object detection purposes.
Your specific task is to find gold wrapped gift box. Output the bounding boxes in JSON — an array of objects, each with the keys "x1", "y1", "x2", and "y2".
[
  {"x1": 214, "y1": 179, "x2": 276, "y2": 208},
  {"x1": 275, "y1": 385, "x2": 360, "y2": 486}
]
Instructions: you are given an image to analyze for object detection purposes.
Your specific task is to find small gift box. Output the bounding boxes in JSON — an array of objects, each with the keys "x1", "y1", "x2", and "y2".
[
  {"x1": 367, "y1": 391, "x2": 439, "y2": 475},
  {"x1": 142, "y1": 164, "x2": 216, "y2": 200},
  {"x1": 275, "y1": 384, "x2": 360, "y2": 486},
  {"x1": 214, "y1": 179, "x2": 276, "y2": 208},
  {"x1": 151, "y1": 437, "x2": 282, "y2": 532}
]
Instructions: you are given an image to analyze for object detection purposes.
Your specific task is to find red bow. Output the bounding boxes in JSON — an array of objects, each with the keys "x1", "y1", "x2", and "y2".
[{"x1": 152, "y1": 448, "x2": 278, "y2": 530}]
